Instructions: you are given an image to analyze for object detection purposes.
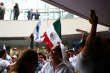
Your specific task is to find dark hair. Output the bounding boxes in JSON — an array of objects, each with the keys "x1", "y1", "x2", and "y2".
[
  {"x1": 0, "y1": 49, "x2": 6, "y2": 58},
  {"x1": 8, "y1": 49, "x2": 38, "y2": 73},
  {"x1": 52, "y1": 45, "x2": 63, "y2": 60}
]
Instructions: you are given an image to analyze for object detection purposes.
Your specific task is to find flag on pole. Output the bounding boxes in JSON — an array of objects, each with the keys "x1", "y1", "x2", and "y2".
[
  {"x1": 42, "y1": 18, "x2": 62, "y2": 49},
  {"x1": 29, "y1": 20, "x2": 41, "y2": 49},
  {"x1": 3, "y1": 44, "x2": 6, "y2": 50},
  {"x1": 33, "y1": 20, "x2": 43, "y2": 43}
]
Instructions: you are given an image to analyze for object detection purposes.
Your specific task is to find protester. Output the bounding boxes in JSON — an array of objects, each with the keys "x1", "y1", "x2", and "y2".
[
  {"x1": 75, "y1": 10, "x2": 110, "y2": 73},
  {"x1": 8, "y1": 49, "x2": 38, "y2": 73},
  {"x1": 35, "y1": 53, "x2": 46, "y2": 73},
  {"x1": 29, "y1": 33, "x2": 34, "y2": 49},
  {"x1": 39, "y1": 45, "x2": 74, "y2": 73},
  {"x1": 13, "y1": 3, "x2": 19, "y2": 20},
  {"x1": 0, "y1": 2, "x2": 5, "y2": 20},
  {"x1": 5, "y1": 54, "x2": 12, "y2": 64},
  {"x1": 11, "y1": 55, "x2": 17, "y2": 64},
  {"x1": 64, "y1": 50, "x2": 75, "y2": 73},
  {"x1": 73, "y1": 30, "x2": 86, "y2": 53},
  {"x1": 0, "y1": 49, "x2": 10, "y2": 73}
]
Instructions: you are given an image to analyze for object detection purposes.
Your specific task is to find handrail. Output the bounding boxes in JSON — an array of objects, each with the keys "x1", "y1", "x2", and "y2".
[{"x1": 3, "y1": 8, "x2": 74, "y2": 20}]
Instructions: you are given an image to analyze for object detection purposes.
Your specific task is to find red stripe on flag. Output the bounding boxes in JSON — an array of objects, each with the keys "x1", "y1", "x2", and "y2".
[{"x1": 42, "y1": 32, "x2": 53, "y2": 49}]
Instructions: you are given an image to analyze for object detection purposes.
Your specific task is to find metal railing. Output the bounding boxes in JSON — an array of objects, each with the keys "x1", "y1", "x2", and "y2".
[{"x1": 3, "y1": 8, "x2": 75, "y2": 20}]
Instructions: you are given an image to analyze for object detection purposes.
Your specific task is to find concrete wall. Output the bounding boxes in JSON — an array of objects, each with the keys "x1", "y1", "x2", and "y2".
[
  {"x1": 0, "y1": 18, "x2": 109, "y2": 49},
  {"x1": 0, "y1": 18, "x2": 108, "y2": 37}
]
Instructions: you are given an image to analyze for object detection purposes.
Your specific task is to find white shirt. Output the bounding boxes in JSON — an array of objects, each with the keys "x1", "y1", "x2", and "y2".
[
  {"x1": 0, "y1": 58, "x2": 10, "y2": 73},
  {"x1": 69, "y1": 56, "x2": 77, "y2": 69},
  {"x1": 39, "y1": 61, "x2": 73, "y2": 73},
  {"x1": 64, "y1": 59, "x2": 74, "y2": 73},
  {"x1": 75, "y1": 52, "x2": 94, "y2": 73}
]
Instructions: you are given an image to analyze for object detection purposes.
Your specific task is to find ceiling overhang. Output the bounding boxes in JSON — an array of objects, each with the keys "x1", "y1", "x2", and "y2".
[{"x1": 43, "y1": 0, "x2": 110, "y2": 26}]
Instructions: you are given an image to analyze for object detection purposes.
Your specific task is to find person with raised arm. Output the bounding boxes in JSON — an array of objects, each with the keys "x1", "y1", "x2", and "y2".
[{"x1": 75, "y1": 10, "x2": 99, "y2": 73}]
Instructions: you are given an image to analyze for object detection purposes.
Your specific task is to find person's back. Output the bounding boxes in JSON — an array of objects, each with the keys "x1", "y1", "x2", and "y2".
[{"x1": 8, "y1": 49, "x2": 38, "y2": 73}]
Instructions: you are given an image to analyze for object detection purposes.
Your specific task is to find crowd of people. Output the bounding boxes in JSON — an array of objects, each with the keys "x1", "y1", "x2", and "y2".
[
  {"x1": 0, "y1": 2, "x2": 40, "y2": 20},
  {"x1": 27, "y1": 9, "x2": 40, "y2": 20},
  {"x1": 0, "y1": 9, "x2": 110, "y2": 73}
]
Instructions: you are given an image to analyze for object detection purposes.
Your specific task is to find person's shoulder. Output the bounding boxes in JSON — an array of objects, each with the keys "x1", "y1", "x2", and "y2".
[
  {"x1": 57, "y1": 62, "x2": 73, "y2": 73},
  {"x1": 11, "y1": 71, "x2": 17, "y2": 73},
  {"x1": 0, "y1": 59, "x2": 10, "y2": 66},
  {"x1": 57, "y1": 62, "x2": 68, "y2": 68},
  {"x1": 44, "y1": 61, "x2": 51, "y2": 66},
  {"x1": 41, "y1": 61, "x2": 52, "y2": 69}
]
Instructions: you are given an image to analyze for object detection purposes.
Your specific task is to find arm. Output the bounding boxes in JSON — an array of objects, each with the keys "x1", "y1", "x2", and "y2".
[
  {"x1": 76, "y1": 29, "x2": 88, "y2": 41},
  {"x1": 82, "y1": 10, "x2": 98, "y2": 56}
]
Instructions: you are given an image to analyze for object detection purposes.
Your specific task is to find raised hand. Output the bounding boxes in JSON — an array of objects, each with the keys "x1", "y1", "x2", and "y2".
[{"x1": 89, "y1": 10, "x2": 98, "y2": 25}]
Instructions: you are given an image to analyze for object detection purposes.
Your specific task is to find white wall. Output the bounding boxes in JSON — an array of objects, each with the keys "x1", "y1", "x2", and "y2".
[{"x1": 0, "y1": 18, "x2": 108, "y2": 37}]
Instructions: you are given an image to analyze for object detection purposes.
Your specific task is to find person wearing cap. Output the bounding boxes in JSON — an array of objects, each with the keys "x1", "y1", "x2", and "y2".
[{"x1": 11, "y1": 55, "x2": 17, "y2": 64}]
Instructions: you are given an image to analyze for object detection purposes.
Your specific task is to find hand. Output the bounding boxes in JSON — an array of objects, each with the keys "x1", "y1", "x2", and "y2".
[
  {"x1": 89, "y1": 10, "x2": 98, "y2": 25},
  {"x1": 57, "y1": 41, "x2": 62, "y2": 44},
  {"x1": 30, "y1": 33, "x2": 34, "y2": 40}
]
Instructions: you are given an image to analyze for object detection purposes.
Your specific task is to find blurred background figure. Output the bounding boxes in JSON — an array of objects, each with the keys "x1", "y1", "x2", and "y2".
[
  {"x1": 11, "y1": 55, "x2": 17, "y2": 64},
  {"x1": 0, "y1": 49, "x2": 10, "y2": 73},
  {"x1": 13, "y1": 3, "x2": 19, "y2": 20},
  {"x1": 27, "y1": 9, "x2": 33, "y2": 20},
  {"x1": 35, "y1": 53, "x2": 46, "y2": 73},
  {"x1": 0, "y1": 2, "x2": 5, "y2": 20},
  {"x1": 34, "y1": 9, "x2": 40, "y2": 20},
  {"x1": 8, "y1": 49, "x2": 38, "y2": 73}
]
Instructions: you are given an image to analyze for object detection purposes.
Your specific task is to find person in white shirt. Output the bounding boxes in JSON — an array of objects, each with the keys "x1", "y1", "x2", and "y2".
[
  {"x1": 0, "y1": 49, "x2": 10, "y2": 73},
  {"x1": 39, "y1": 45, "x2": 74, "y2": 73}
]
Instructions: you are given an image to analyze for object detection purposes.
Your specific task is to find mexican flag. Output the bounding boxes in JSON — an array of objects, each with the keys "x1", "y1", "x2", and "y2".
[{"x1": 42, "y1": 18, "x2": 62, "y2": 49}]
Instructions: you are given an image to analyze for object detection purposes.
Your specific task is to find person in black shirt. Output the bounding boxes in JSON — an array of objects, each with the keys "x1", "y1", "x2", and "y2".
[{"x1": 13, "y1": 3, "x2": 19, "y2": 20}]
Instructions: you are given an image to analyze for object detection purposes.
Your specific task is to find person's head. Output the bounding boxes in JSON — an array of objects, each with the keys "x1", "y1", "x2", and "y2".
[
  {"x1": 69, "y1": 49, "x2": 75, "y2": 57},
  {"x1": 12, "y1": 55, "x2": 17, "y2": 63},
  {"x1": 0, "y1": 2, "x2": 4, "y2": 6},
  {"x1": 50, "y1": 45, "x2": 63, "y2": 63},
  {"x1": 9, "y1": 49, "x2": 38, "y2": 73},
  {"x1": 0, "y1": 49, "x2": 6, "y2": 59},
  {"x1": 15, "y1": 3, "x2": 18, "y2": 6},
  {"x1": 30, "y1": 33, "x2": 34, "y2": 40},
  {"x1": 38, "y1": 53, "x2": 43, "y2": 62},
  {"x1": 65, "y1": 50, "x2": 70, "y2": 61}
]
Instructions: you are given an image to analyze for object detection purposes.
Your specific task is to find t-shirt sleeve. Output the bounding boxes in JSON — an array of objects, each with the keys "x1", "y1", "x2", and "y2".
[
  {"x1": 63, "y1": 66, "x2": 74, "y2": 73},
  {"x1": 3, "y1": 60, "x2": 10, "y2": 69}
]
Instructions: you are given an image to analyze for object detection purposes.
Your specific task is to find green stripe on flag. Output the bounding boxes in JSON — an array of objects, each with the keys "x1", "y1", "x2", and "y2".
[{"x1": 53, "y1": 18, "x2": 61, "y2": 38}]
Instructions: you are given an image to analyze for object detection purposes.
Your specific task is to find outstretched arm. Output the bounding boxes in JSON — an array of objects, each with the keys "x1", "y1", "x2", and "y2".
[
  {"x1": 76, "y1": 29, "x2": 88, "y2": 41},
  {"x1": 82, "y1": 10, "x2": 98, "y2": 56}
]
